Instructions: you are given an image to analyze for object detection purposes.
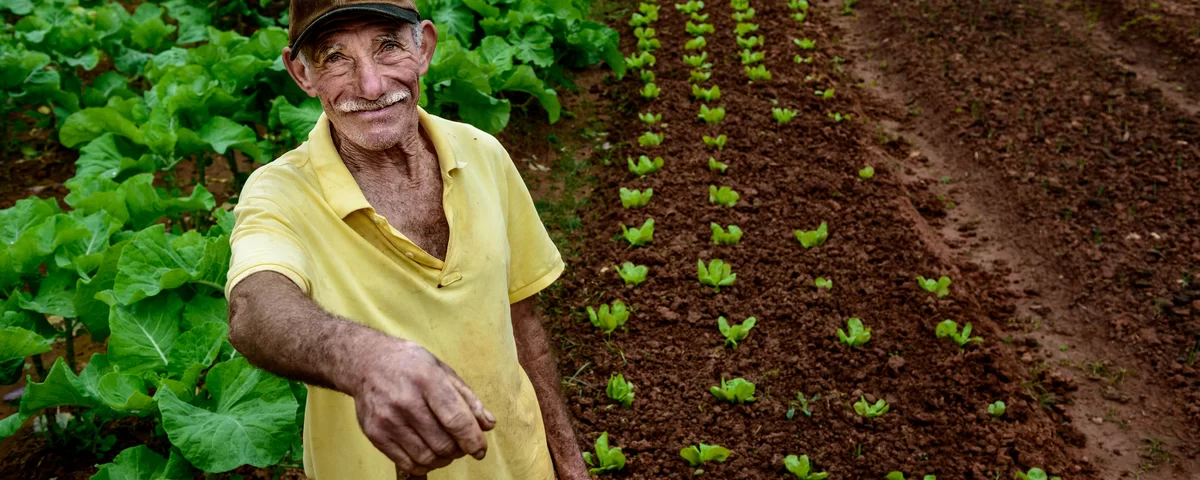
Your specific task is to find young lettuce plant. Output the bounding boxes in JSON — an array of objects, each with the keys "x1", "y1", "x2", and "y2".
[
  {"x1": 692, "y1": 84, "x2": 721, "y2": 101},
  {"x1": 606, "y1": 374, "x2": 635, "y2": 409},
  {"x1": 703, "y1": 134, "x2": 727, "y2": 150},
  {"x1": 638, "y1": 112, "x2": 662, "y2": 124},
  {"x1": 935, "y1": 319, "x2": 982, "y2": 347},
  {"x1": 739, "y1": 49, "x2": 765, "y2": 64},
  {"x1": 637, "y1": 36, "x2": 661, "y2": 51},
  {"x1": 730, "y1": 0, "x2": 750, "y2": 9},
  {"x1": 709, "y1": 377, "x2": 756, "y2": 403},
  {"x1": 683, "y1": 52, "x2": 711, "y2": 69},
  {"x1": 787, "y1": 392, "x2": 820, "y2": 419},
  {"x1": 709, "y1": 185, "x2": 740, "y2": 207},
  {"x1": 686, "y1": 21, "x2": 715, "y2": 35},
  {"x1": 853, "y1": 396, "x2": 890, "y2": 418},
  {"x1": 588, "y1": 301, "x2": 630, "y2": 334},
  {"x1": 795, "y1": 222, "x2": 828, "y2": 248},
  {"x1": 916, "y1": 275, "x2": 951, "y2": 297},
  {"x1": 858, "y1": 166, "x2": 875, "y2": 179},
  {"x1": 717, "y1": 316, "x2": 756, "y2": 348},
  {"x1": 1015, "y1": 469, "x2": 1061, "y2": 480},
  {"x1": 794, "y1": 55, "x2": 813, "y2": 63},
  {"x1": 828, "y1": 112, "x2": 851, "y2": 122},
  {"x1": 731, "y1": 8, "x2": 755, "y2": 21},
  {"x1": 698, "y1": 259, "x2": 736, "y2": 292},
  {"x1": 784, "y1": 455, "x2": 829, "y2": 480},
  {"x1": 620, "y1": 219, "x2": 655, "y2": 246},
  {"x1": 813, "y1": 88, "x2": 835, "y2": 100},
  {"x1": 788, "y1": 0, "x2": 810, "y2": 11},
  {"x1": 637, "y1": 131, "x2": 664, "y2": 147},
  {"x1": 837, "y1": 318, "x2": 871, "y2": 347},
  {"x1": 814, "y1": 277, "x2": 832, "y2": 290},
  {"x1": 736, "y1": 35, "x2": 763, "y2": 49},
  {"x1": 987, "y1": 401, "x2": 1006, "y2": 417},
  {"x1": 583, "y1": 432, "x2": 627, "y2": 474},
  {"x1": 734, "y1": 22, "x2": 759, "y2": 36},
  {"x1": 619, "y1": 187, "x2": 653, "y2": 208},
  {"x1": 634, "y1": 26, "x2": 657, "y2": 39},
  {"x1": 689, "y1": 70, "x2": 712, "y2": 83},
  {"x1": 691, "y1": 12, "x2": 711, "y2": 21},
  {"x1": 708, "y1": 157, "x2": 728, "y2": 173},
  {"x1": 794, "y1": 38, "x2": 816, "y2": 49},
  {"x1": 640, "y1": 70, "x2": 655, "y2": 83},
  {"x1": 640, "y1": 82, "x2": 661, "y2": 100},
  {"x1": 615, "y1": 262, "x2": 649, "y2": 286},
  {"x1": 773, "y1": 107, "x2": 797, "y2": 124},
  {"x1": 680, "y1": 443, "x2": 730, "y2": 474},
  {"x1": 698, "y1": 105, "x2": 726, "y2": 124},
  {"x1": 710, "y1": 223, "x2": 742, "y2": 245},
  {"x1": 745, "y1": 65, "x2": 772, "y2": 81},
  {"x1": 628, "y1": 155, "x2": 663, "y2": 176},
  {"x1": 886, "y1": 473, "x2": 936, "y2": 480},
  {"x1": 624, "y1": 51, "x2": 656, "y2": 69},
  {"x1": 684, "y1": 36, "x2": 707, "y2": 50},
  {"x1": 675, "y1": 0, "x2": 705, "y2": 14}
]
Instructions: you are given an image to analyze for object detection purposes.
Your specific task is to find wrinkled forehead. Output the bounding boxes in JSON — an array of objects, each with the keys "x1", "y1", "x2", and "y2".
[{"x1": 307, "y1": 14, "x2": 411, "y2": 53}]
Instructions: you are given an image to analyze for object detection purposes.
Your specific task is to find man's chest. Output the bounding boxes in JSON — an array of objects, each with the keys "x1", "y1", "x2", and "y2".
[{"x1": 357, "y1": 178, "x2": 451, "y2": 261}]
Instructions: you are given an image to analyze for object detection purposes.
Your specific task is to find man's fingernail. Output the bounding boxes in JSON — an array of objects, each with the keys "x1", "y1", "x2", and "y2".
[
  {"x1": 485, "y1": 411, "x2": 495, "y2": 423},
  {"x1": 473, "y1": 449, "x2": 486, "y2": 460}
]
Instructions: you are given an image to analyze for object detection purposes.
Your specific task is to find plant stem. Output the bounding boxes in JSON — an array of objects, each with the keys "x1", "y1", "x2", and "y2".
[
  {"x1": 193, "y1": 279, "x2": 225, "y2": 292},
  {"x1": 64, "y1": 316, "x2": 76, "y2": 372},
  {"x1": 31, "y1": 354, "x2": 46, "y2": 382}
]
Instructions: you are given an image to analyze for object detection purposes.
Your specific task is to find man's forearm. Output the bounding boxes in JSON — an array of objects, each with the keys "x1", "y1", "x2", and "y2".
[
  {"x1": 227, "y1": 270, "x2": 392, "y2": 395},
  {"x1": 511, "y1": 299, "x2": 585, "y2": 477}
]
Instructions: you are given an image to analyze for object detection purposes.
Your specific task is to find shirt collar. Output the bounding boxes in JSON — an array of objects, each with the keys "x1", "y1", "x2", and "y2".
[{"x1": 309, "y1": 106, "x2": 461, "y2": 219}]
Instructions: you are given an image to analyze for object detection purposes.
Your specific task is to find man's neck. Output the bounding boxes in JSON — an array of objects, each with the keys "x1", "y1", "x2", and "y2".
[{"x1": 331, "y1": 123, "x2": 434, "y2": 179}]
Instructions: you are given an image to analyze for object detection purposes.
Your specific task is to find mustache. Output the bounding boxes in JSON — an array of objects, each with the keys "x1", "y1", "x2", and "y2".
[{"x1": 335, "y1": 90, "x2": 410, "y2": 113}]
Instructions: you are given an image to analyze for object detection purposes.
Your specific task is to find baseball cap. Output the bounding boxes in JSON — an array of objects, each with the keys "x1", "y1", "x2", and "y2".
[{"x1": 288, "y1": 0, "x2": 422, "y2": 60}]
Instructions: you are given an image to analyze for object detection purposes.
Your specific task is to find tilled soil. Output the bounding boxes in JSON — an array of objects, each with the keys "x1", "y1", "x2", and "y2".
[{"x1": 547, "y1": 0, "x2": 1092, "y2": 477}]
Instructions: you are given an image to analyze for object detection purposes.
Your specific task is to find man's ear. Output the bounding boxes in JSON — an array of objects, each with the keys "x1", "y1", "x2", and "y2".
[
  {"x1": 282, "y1": 46, "x2": 320, "y2": 97},
  {"x1": 416, "y1": 20, "x2": 438, "y2": 76}
]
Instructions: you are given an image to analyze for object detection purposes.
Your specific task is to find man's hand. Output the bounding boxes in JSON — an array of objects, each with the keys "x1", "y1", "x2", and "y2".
[{"x1": 351, "y1": 339, "x2": 496, "y2": 476}]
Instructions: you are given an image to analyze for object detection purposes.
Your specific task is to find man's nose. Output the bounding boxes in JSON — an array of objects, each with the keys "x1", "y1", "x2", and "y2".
[{"x1": 353, "y1": 57, "x2": 387, "y2": 100}]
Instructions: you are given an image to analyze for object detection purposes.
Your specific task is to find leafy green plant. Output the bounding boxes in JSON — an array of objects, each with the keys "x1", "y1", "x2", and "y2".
[
  {"x1": 916, "y1": 275, "x2": 951, "y2": 297},
  {"x1": 1014, "y1": 468, "x2": 1061, "y2": 480},
  {"x1": 698, "y1": 104, "x2": 726, "y2": 124},
  {"x1": 794, "y1": 222, "x2": 829, "y2": 248},
  {"x1": 620, "y1": 219, "x2": 655, "y2": 246},
  {"x1": 736, "y1": 35, "x2": 764, "y2": 49},
  {"x1": 794, "y1": 55, "x2": 814, "y2": 63},
  {"x1": 708, "y1": 157, "x2": 728, "y2": 173},
  {"x1": 587, "y1": 301, "x2": 630, "y2": 334},
  {"x1": 634, "y1": 27, "x2": 657, "y2": 39},
  {"x1": 814, "y1": 88, "x2": 835, "y2": 100},
  {"x1": 625, "y1": 51, "x2": 657, "y2": 69},
  {"x1": 886, "y1": 473, "x2": 936, "y2": 480},
  {"x1": 687, "y1": 21, "x2": 716, "y2": 35},
  {"x1": 676, "y1": 0, "x2": 707, "y2": 14},
  {"x1": 791, "y1": 12, "x2": 807, "y2": 22},
  {"x1": 640, "y1": 70, "x2": 656, "y2": 83},
  {"x1": 787, "y1": 392, "x2": 820, "y2": 418},
  {"x1": 710, "y1": 223, "x2": 743, "y2": 245},
  {"x1": 691, "y1": 12, "x2": 711, "y2": 21},
  {"x1": 773, "y1": 108, "x2": 798, "y2": 124},
  {"x1": 637, "y1": 36, "x2": 662, "y2": 52},
  {"x1": 730, "y1": 0, "x2": 751, "y2": 10},
  {"x1": 638, "y1": 112, "x2": 662, "y2": 124},
  {"x1": 740, "y1": 49, "x2": 765, "y2": 64},
  {"x1": 709, "y1": 185, "x2": 740, "y2": 207},
  {"x1": 842, "y1": 0, "x2": 859, "y2": 15},
  {"x1": 698, "y1": 259, "x2": 737, "y2": 292},
  {"x1": 814, "y1": 277, "x2": 833, "y2": 290},
  {"x1": 683, "y1": 52, "x2": 711, "y2": 68},
  {"x1": 583, "y1": 432, "x2": 627, "y2": 474},
  {"x1": 606, "y1": 375, "x2": 635, "y2": 409},
  {"x1": 703, "y1": 134, "x2": 728, "y2": 150},
  {"x1": 745, "y1": 64, "x2": 772, "y2": 81},
  {"x1": 784, "y1": 454, "x2": 829, "y2": 480},
  {"x1": 859, "y1": 166, "x2": 875, "y2": 179},
  {"x1": 987, "y1": 401, "x2": 1006, "y2": 417},
  {"x1": 794, "y1": 38, "x2": 817, "y2": 49},
  {"x1": 709, "y1": 377, "x2": 756, "y2": 403},
  {"x1": 717, "y1": 316, "x2": 756, "y2": 348},
  {"x1": 837, "y1": 318, "x2": 871, "y2": 347},
  {"x1": 854, "y1": 396, "x2": 890, "y2": 418},
  {"x1": 628, "y1": 155, "x2": 664, "y2": 175},
  {"x1": 640, "y1": 82, "x2": 661, "y2": 100},
  {"x1": 689, "y1": 70, "x2": 713, "y2": 83},
  {"x1": 637, "y1": 131, "x2": 664, "y2": 147},
  {"x1": 936, "y1": 320, "x2": 982, "y2": 347},
  {"x1": 732, "y1": 8, "x2": 756, "y2": 21},
  {"x1": 680, "y1": 443, "x2": 731, "y2": 472},
  {"x1": 789, "y1": 0, "x2": 811, "y2": 11},
  {"x1": 734, "y1": 23, "x2": 759, "y2": 36},
  {"x1": 828, "y1": 111, "x2": 852, "y2": 122},
  {"x1": 620, "y1": 187, "x2": 654, "y2": 208},
  {"x1": 685, "y1": 36, "x2": 708, "y2": 50},
  {"x1": 615, "y1": 262, "x2": 649, "y2": 286},
  {"x1": 693, "y1": 84, "x2": 721, "y2": 101}
]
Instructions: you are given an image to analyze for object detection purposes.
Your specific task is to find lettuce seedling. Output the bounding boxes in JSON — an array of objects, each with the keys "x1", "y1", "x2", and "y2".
[
  {"x1": 698, "y1": 105, "x2": 726, "y2": 124},
  {"x1": 794, "y1": 55, "x2": 813, "y2": 63},
  {"x1": 794, "y1": 38, "x2": 817, "y2": 49},
  {"x1": 745, "y1": 65, "x2": 772, "y2": 81},
  {"x1": 680, "y1": 443, "x2": 731, "y2": 470},
  {"x1": 615, "y1": 262, "x2": 649, "y2": 286},
  {"x1": 772, "y1": 107, "x2": 797, "y2": 124},
  {"x1": 620, "y1": 219, "x2": 654, "y2": 246},
  {"x1": 814, "y1": 88, "x2": 835, "y2": 100},
  {"x1": 683, "y1": 52, "x2": 711, "y2": 68},
  {"x1": 814, "y1": 277, "x2": 832, "y2": 290},
  {"x1": 791, "y1": 12, "x2": 807, "y2": 22},
  {"x1": 691, "y1": 12, "x2": 711, "y2": 21},
  {"x1": 736, "y1": 35, "x2": 764, "y2": 48},
  {"x1": 794, "y1": 222, "x2": 828, "y2": 248},
  {"x1": 784, "y1": 454, "x2": 829, "y2": 480},
  {"x1": 1014, "y1": 468, "x2": 1061, "y2": 480},
  {"x1": 859, "y1": 166, "x2": 875, "y2": 179},
  {"x1": 628, "y1": 155, "x2": 664, "y2": 175},
  {"x1": 638, "y1": 37, "x2": 661, "y2": 51},
  {"x1": 640, "y1": 82, "x2": 661, "y2": 100},
  {"x1": 709, "y1": 377, "x2": 756, "y2": 403},
  {"x1": 640, "y1": 70, "x2": 656, "y2": 83},
  {"x1": 634, "y1": 27, "x2": 657, "y2": 39},
  {"x1": 606, "y1": 374, "x2": 635, "y2": 409},
  {"x1": 703, "y1": 134, "x2": 727, "y2": 150},
  {"x1": 685, "y1": 36, "x2": 707, "y2": 50},
  {"x1": 708, "y1": 157, "x2": 728, "y2": 173},
  {"x1": 837, "y1": 317, "x2": 871, "y2": 347},
  {"x1": 587, "y1": 301, "x2": 630, "y2": 334},
  {"x1": 638, "y1": 2, "x2": 661, "y2": 17},
  {"x1": 675, "y1": 0, "x2": 705, "y2": 14},
  {"x1": 730, "y1": 0, "x2": 750, "y2": 10},
  {"x1": 717, "y1": 316, "x2": 756, "y2": 348},
  {"x1": 689, "y1": 70, "x2": 712, "y2": 83},
  {"x1": 936, "y1": 319, "x2": 982, "y2": 347},
  {"x1": 693, "y1": 84, "x2": 721, "y2": 101},
  {"x1": 739, "y1": 49, "x2": 765, "y2": 64},
  {"x1": 987, "y1": 401, "x2": 1006, "y2": 417},
  {"x1": 709, "y1": 185, "x2": 740, "y2": 207},
  {"x1": 698, "y1": 259, "x2": 736, "y2": 292},
  {"x1": 734, "y1": 22, "x2": 759, "y2": 36},
  {"x1": 583, "y1": 432, "x2": 627, "y2": 474},
  {"x1": 624, "y1": 51, "x2": 656, "y2": 69},
  {"x1": 629, "y1": 13, "x2": 653, "y2": 26},
  {"x1": 710, "y1": 223, "x2": 743, "y2": 245},
  {"x1": 916, "y1": 275, "x2": 951, "y2": 297},
  {"x1": 732, "y1": 8, "x2": 756, "y2": 21},
  {"x1": 620, "y1": 187, "x2": 653, "y2": 208},
  {"x1": 788, "y1": 0, "x2": 810, "y2": 11},
  {"x1": 886, "y1": 473, "x2": 936, "y2": 480},
  {"x1": 853, "y1": 396, "x2": 889, "y2": 418},
  {"x1": 787, "y1": 392, "x2": 820, "y2": 418},
  {"x1": 638, "y1": 112, "x2": 662, "y2": 124},
  {"x1": 637, "y1": 131, "x2": 664, "y2": 147},
  {"x1": 686, "y1": 21, "x2": 715, "y2": 35},
  {"x1": 828, "y1": 112, "x2": 851, "y2": 122}
]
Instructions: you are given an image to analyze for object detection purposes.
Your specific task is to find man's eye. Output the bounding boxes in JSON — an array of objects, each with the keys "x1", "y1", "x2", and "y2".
[
  {"x1": 383, "y1": 42, "x2": 399, "y2": 51},
  {"x1": 324, "y1": 53, "x2": 345, "y2": 63}
]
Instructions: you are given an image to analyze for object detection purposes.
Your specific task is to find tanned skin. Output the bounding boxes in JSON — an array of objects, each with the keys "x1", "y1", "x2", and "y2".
[{"x1": 228, "y1": 12, "x2": 587, "y2": 480}]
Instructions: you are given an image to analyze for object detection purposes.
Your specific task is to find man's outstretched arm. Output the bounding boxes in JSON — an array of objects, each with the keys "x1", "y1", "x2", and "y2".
[
  {"x1": 227, "y1": 271, "x2": 495, "y2": 476},
  {"x1": 511, "y1": 297, "x2": 588, "y2": 480}
]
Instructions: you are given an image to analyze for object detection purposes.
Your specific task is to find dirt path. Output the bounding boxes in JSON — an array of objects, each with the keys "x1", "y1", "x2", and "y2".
[{"x1": 835, "y1": 0, "x2": 1200, "y2": 477}]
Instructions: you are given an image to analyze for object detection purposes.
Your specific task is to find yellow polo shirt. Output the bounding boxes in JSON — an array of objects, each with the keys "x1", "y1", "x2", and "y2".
[{"x1": 224, "y1": 108, "x2": 562, "y2": 480}]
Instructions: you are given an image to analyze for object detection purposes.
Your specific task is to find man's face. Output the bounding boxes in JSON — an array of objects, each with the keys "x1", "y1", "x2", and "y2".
[{"x1": 283, "y1": 16, "x2": 437, "y2": 151}]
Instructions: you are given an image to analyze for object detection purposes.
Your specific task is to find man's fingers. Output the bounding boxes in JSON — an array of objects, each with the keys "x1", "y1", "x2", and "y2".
[
  {"x1": 407, "y1": 405, "x2": 468, "y2": 460},
  {"x1": 425, "y1": 382, "x2": 489, "y2": 460},
  {"x1": 444, "y1": 369, "x2": 496, "y2": 431},
  {"x1": 365, "y1": 423, "x2": 424, "y2": 476}
]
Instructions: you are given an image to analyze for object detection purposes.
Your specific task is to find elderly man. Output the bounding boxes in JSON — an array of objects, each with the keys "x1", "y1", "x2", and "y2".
[{"x1": 223, "y1": 1, "x2": 587, "y2": 478}]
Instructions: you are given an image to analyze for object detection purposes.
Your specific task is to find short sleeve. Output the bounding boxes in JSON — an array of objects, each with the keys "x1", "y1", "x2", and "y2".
[
  {"x1": 225, "y1": 193, "x2": 313, "y2": 298},
  {"x1": 502, "y1": 152, "x2": 564, "y2": 304}
]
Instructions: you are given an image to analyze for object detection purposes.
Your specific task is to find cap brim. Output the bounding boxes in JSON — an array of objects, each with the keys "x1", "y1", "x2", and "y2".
[{"x1": 290, "y1": 3, "x2": 421, "y2": 60}]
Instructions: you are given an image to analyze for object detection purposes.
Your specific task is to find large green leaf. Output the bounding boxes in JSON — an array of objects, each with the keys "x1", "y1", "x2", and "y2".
[
  {"x1": 157, "y1": 357, "x2": 299, "y2": 472},
  {"x1": 0, "y1": 326, "x2": 52, "y2": 364},
  {"x1": 21, "y1": 357, "x2": 101, "y2": 413},
  {"x1": 182, "y1": 295, "x2": 227, "y2": 330},
  {"x1": 275, "y1": 99, "x2": 322, "y2": 142},
  {"x1": 197, "y1": 116, "x2": 256, "y2": 155},
  {"x1": 111, "y1": 225, "x2": 226, "y2": 305},
  {"x1": 92, "y1": 445, "x2": 193, "y2": 480},
  {"x1": 16, "y1": 269, "x2": 77, "y2": 318},
  {"x1": 440, "y1": 82, "x2": 510, "y2": 134},
  {"x1": 75, "y1": 134, "x2": 156, "y2": 181},
  {"x1": 498, "y1": 65, "x2": 560, "y2": 123},
  {"x1": 508, "y1": 25, "x2": 555, "y2": 68},
  {"x1": 108, "y1": 292, "x2": 183, "y2": 375},
  {"x1": 165, "y1": 322, "x2": 226, "y2": 379},
  {"x1": 56, "y1": 210, "x2": 123, "y2": 274},
  {"x1": 0, "y1": 411, "x2": 31, "y2": 442},
  {"x1": 428, "y1": 0, "x2": 476, "y2": 45},
  {"x1": 96, "y1": 372, "x2": 155, "y2": 412},
  {"x1": 0, "y1": 0, "x2": 33, "y2": 15},
  {"x1": 74, "y1": 241, "x2": 125, "y2": 341},
  {"x1": 59, "y1": 107, "x2": 142, "y2": 148}
]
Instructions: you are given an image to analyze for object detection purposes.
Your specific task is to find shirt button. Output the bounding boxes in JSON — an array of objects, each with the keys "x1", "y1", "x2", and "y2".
[{"x1": 404, "y1": 252, "x2": 415, "y2": 259}]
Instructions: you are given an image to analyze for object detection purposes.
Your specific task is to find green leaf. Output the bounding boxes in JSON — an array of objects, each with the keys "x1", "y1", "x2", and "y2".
[
  {"x1": 428, "y1": 0, "x2": 476, "y2": 45},
  {"x1": 479, "y1": 36, "x2": 515, "y2": 79},
  {"x1": 59, "y1": 107, "x2": 142, "y2": 148},
  {"x1": 96, "y1": 372, "x2": 155, "y2": 412},
  {"x1": 130, "y1": 15, "x2": 177, "y2": 52},
  {"x1": 21, "y1": 357, "x2": 101, "y2": 412},
  {"x1": 156, "y1": 357, "x2": 299, "y2": 472},
  {"x1": 498, "y1": 65, "x2": 560, "y2": 123},
  {"x1": 0, "y1": 0, "x2": 33, "y2": 15},
  {"x1": 0, "y1": 326, "x2": 52, "y2": 364},
  {"x1": 165, "y1": 322, "x2": 227, "y2": 379},
  {"x1": 16, "y1": 269, "x2": 77, "y2": 318},
  {"x1": 275, "y1": 98, "x2": 322, "y2": 142},
  {"x1": 75, "y1": 134, "x2": 156, "y2": 181},
  {"x1": 440, "y1": 82, "x2": 510, "y2": 135},
  {"x1": 182, "y1": 295, "x2": 227, "y2": 330},
  {"x1": 112, "y1": 225, "x2": 227, "y2": 304},
  {"x1": 508, "y1": 25, "x2": 555, "y2": 68},
  {"x1": 74, "y1": 241, "x2": 126, "y2": 341},
  {"x1": 92, "y1": 445, "x2": 193, "y2": 480},
  {"x1": 108, "y1": 292, "x2": 184, "y2": 375}
]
